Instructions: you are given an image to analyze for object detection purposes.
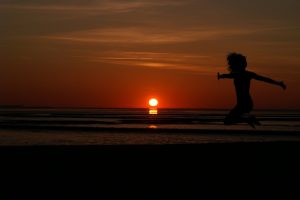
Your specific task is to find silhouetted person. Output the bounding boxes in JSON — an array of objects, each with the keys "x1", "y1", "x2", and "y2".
[{"x1": 218, "y1": 52, "x2": 286, "y2": 127}]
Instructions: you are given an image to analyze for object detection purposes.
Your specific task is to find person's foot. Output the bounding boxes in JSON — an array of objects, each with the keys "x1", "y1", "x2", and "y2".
[
  {"x1": 254, "y1": 119, "x2": 261, "y2": 126},
  {"x1": 244, "y1": 114, "x2": 257, "y2": 128},
  {"x1": 249, "y1": 115, "x2": 261, "y2": 126},
  {"x1": 247, "y1": 120, "x2": 256, "y2": 128}
]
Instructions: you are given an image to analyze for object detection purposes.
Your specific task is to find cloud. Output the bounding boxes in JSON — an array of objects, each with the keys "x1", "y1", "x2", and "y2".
[
  {"x1": 75, "y1": 51, "x2": 213, "y2": 73},
  {"x1": 43, "y1": 26, "x2": 285, "y2": 44},
  {"x1": 0, "y1": 0, "x2": 185, "y2": 13},
  {"x1": 86, "y1": 51, "x2": 210, "y2": 62}
]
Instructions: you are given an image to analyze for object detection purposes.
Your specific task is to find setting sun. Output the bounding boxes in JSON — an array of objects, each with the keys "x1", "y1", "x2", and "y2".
[{"x1": 149, "y1": 98, "x2": 158, "y2": 107}]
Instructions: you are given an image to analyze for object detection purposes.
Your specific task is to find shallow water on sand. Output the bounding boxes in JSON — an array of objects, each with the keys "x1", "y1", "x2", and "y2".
[{"x1": 0, "y1": 108, "x2": 300, "y2": 145}]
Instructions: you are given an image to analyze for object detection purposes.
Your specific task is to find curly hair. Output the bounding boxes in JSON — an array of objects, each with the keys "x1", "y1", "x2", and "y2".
[{"x1": 227, "y1": 52, "x2": 247, "y2": 72}]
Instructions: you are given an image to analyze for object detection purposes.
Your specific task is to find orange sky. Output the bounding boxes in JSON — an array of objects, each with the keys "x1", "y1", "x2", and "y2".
[{"x1": 1, "y1": 0, "x2": 300, "y2": 109}]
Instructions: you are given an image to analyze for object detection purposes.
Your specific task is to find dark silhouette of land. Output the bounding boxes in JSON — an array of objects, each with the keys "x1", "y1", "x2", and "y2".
[{"x1": 218, "y1": 52, "x2": 286, "y2": 128}]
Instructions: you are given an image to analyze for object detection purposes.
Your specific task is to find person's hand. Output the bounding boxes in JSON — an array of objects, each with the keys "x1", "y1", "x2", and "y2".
[{"x1": 279, "y1": 81, "x2": 286, "y2": 90}]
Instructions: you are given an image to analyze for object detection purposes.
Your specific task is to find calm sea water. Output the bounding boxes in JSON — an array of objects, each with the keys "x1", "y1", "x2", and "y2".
[{"x1": 0, "y1": 108, "x2": 300, "y2": 132}]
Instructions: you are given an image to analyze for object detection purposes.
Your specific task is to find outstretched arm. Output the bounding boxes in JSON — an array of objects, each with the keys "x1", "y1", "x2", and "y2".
[
  {"x1": 253, "y1": 74, "x2": 286, "y2": 90},
  {"x1": 217, "y1": 72, "x2": 234, "y2": 80}
]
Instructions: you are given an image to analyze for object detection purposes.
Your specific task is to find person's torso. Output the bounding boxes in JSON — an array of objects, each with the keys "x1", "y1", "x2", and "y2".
[{"x1": 233, "y1": 71, "x2": 253, "y2": 104}]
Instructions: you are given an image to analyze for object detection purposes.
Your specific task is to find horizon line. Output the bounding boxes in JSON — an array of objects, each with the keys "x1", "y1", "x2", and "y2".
[{"x1": 0, "y1": 105, "x2": 299, "y2": 111}]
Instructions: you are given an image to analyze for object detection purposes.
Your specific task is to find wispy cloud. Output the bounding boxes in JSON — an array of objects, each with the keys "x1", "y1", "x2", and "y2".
[
  {"x1": 84, "y1": 51, "x2": 210, "y2": 62},
  {"x1": 0, "y1": 0, "x2": 184, "y2": 13},
  {"x1": 76, "y1": 51, "x2": 213, "y2": 73},
  {"x1": 43, "y1": 26, "x2": 285, "y2": 44}
]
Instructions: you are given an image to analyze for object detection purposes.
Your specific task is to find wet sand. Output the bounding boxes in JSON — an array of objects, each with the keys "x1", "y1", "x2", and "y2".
[{"x1": 1, "y1": 126, "x2": 300, "y2": 145}]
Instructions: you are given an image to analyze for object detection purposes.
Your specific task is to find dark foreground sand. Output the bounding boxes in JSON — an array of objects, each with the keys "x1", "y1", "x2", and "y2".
[
  {"x1": 1, "y1": 126, "x2": 300, "y2": 198},
  {"x1": 1, "y1": 140, "x2": 300, "y2": 198}
]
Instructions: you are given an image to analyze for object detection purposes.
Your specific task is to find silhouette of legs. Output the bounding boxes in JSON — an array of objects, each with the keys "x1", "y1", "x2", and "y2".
[
  {"x1": 244, "y1": 114, "x2": 259, "y2": 128},
  {"x1": 224, "y1": 106, "x2": 245, "y2": 125},
  {"x1": 224, "y1": 104, "x2": 260, "y2": 128}
]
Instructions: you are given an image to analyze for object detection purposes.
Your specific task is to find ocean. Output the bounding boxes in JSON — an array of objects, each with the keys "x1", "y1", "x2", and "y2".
[{"x1": 0, "y1": 108, "x2": 300, "y2": 145}]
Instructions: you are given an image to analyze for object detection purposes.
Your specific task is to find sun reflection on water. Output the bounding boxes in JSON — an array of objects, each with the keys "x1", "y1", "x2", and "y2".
[
  {"x1": 147, "y1": 125, "x2": 158, "y2": 129},
  {"x1": 149, "y1": 109, "x2": 158, "y2": 115}
]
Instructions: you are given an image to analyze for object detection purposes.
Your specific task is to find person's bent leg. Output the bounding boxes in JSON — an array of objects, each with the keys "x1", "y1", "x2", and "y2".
[{"x1": 224, "y1": 107, "x2": 241, "y2": 125}]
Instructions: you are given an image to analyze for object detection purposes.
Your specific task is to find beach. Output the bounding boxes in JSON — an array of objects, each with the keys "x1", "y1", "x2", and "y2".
[
  {"x1": 2, "y1": 141, "x2": 300, "y2": 198},
  {"x1": 1, "y1": 108, "x2": 300, "y2": 198}
]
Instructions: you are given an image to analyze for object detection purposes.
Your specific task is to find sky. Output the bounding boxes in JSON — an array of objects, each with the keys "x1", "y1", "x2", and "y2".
[{"x1": 1, "y1": 0, "x2": 300, "y2": 109}]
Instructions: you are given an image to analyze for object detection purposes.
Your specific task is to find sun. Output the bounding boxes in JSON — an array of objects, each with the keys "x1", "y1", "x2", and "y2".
[{"x1": 149, "y1": 98, "x2": 158, "y2": 107}]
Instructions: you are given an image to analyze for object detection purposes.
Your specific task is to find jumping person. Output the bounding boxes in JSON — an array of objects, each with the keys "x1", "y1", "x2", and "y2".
[{"x1": 218, "y1": 52, "x2": 286, "y2": 127}]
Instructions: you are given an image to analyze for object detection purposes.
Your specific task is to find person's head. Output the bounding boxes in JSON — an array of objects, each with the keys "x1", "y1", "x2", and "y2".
[{"x1": 227, "y1": 52, "x2": 247, "y2": 72}]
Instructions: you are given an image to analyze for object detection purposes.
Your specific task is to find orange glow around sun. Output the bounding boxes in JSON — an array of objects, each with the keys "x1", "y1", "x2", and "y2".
[{"x1": 149, "y1": 98, "x2": 158, "y2": 107}]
